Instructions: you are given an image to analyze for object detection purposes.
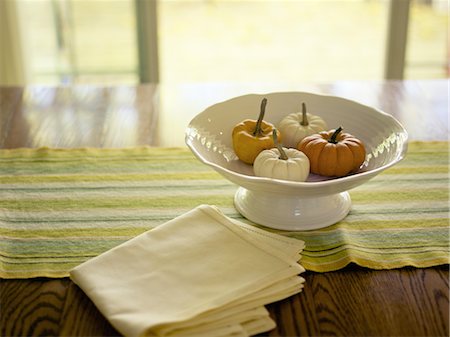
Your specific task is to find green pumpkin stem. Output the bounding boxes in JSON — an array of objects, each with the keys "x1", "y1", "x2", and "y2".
[
  {"x1": 273, "y1": 129, "x2": 288, "y2": 160},
  {"x1": 329, "y1": 126, "x2": 343, "y2": 144},
  {"x1": 253, "y1": 98, "x2": 267, "y2": 136},
  {"x1": 300, "y1": 102, "x2": 308, "y2": 126}
]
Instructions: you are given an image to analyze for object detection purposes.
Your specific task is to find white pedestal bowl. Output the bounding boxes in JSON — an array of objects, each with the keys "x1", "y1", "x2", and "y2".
[{"x1": 185, "y1": 92, "x2": 408, "y2": 231}]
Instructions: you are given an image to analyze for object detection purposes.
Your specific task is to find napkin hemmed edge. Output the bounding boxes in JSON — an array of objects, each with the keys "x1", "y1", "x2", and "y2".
[{"x1": 199, "y1": 205, "x2": 305, "y2": 268}]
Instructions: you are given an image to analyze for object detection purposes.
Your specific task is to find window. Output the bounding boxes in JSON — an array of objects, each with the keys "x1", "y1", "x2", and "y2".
[
  {"x1": 406, "y1": 0, "x2": 448, "y2": 78},
  {"x1": 6, "y1": 0, "x2": 449, "y2": 85},
  {"x1": 18, "y1": 0, "x2": 138, "y2": 84}
]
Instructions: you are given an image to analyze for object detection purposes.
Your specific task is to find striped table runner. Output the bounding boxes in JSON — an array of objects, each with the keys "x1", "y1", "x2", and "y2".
[{"x1": 0, "y1": 142, "x2": 448, "y2": 278}]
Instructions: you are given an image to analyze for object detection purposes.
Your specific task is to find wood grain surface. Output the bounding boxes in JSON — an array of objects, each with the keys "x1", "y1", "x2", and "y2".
[
  {"x1": 0, "y1": 80, "x2": 448, "y2": 336},
  {"x1": 1, "y1": 265, "x2": 448, "y2": 336}
]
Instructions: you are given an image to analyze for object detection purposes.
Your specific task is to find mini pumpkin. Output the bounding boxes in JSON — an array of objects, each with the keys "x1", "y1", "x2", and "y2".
[
  {"x1": 254, "y1": 130, "x2": 310, "y2": 182},
  {"x1": 297, "y1": 127, "x2": 366, "y2": 177},
  {"x1": 232, "y1": 98, "x2": 281, "y2": 165},
  {"x1": 278, "y1": 102, "x2": 327, "y2": 148}
]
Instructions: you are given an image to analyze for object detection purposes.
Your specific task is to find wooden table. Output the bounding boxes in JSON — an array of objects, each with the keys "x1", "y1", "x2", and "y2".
[{"x1": 1, "y1": 80, "x2": 448, "y2": 336}]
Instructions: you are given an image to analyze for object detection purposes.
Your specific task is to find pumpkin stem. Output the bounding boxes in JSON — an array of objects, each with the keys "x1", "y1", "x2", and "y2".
[
  {"x1": 253, "y1": 98, "x2": 267, "y2": 136},
  {"x1": 300, "y1": 102, "x2": 308, "y2": 126},
  {"x1": 273, "y1": 129, "x2": 288, "y2": 160},
  {"x1": 329, "y1": 126, "x2": 343, "y2": 144}
]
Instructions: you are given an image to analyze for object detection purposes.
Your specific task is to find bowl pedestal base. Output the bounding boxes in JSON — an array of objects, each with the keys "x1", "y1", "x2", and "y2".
[{"x1": 234, "y1": 187, "x2": 351, "y2": 231}]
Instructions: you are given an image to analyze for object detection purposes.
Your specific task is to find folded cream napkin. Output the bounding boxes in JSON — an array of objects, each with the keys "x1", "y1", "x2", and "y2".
[{"x1": 70, "y1": 205, "x2": 305, "y2": 337}]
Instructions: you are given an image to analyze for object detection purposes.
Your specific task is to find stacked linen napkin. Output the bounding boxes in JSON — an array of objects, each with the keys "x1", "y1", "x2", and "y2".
[{"x1": 70, "y1": 205, "x2": 305, "y2": 337}]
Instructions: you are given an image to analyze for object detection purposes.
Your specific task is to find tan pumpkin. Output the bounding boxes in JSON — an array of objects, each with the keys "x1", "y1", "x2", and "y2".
[
  {"x1": 297, "y1": 127, "x2": 366, "y2": 177},
  {"x1": 277, "y1": 102, "x2": 327, "y2": 148}
]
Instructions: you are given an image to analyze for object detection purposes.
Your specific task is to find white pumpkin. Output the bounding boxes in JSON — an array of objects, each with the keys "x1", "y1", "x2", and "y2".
[
  {"x1": 278, "y1": 102, "x2": 328, "y2": 148},
  {"x1": 254, "y1": 130, "x2": 310, "y2": 182}
]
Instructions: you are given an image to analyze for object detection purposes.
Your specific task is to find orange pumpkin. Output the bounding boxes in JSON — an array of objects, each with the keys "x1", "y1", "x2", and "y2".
[{"x1": 297, "y1": 127, "x2": 366, "y2": 177}]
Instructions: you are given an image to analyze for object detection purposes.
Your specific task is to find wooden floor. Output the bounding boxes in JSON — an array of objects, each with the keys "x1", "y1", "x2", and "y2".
[{"x1": 1, "y1": 264, "x2": 448, "y2": 336}]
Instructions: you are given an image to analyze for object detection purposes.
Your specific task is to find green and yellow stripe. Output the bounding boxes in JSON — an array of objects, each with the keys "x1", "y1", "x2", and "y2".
[{"x1": 0, "y1": 142, "x2": 448, "y2": 278}]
